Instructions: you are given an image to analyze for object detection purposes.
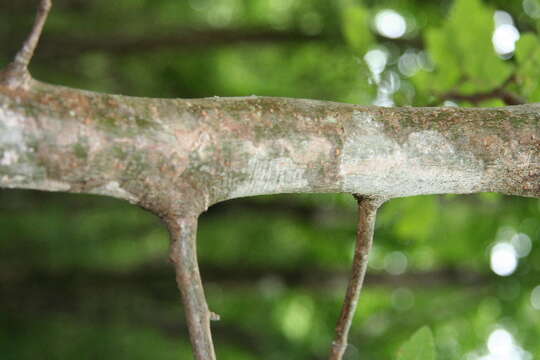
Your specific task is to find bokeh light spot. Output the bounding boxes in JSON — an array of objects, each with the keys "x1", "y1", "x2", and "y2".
[
  {"x1": 490, "y1": 243, "x2": 517, "y2": 276},
  {"x1": 384, "y1": 251, "x2": 408, "y2": 275},
  {"x1": 374, "y1": 10, "x2": 407, "y2": 39},
  {"x1": 530, "y1": 285, "x2": 540, "y2": 310},
  {"x1": 492, "y1": 11, "x2": 520, "y2": 56}
]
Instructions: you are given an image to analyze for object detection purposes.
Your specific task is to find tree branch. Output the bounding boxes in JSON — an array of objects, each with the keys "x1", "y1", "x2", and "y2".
[
  {"x1": 1, "y1": 2, "x2": 540, "y2": 359},
  {"x1": 329, "y1": 196, "x2": 383, "y2": 360},
  {"x1": 0, "y1": 0, "x2": 51, "y2": 89},
  {"x1": 440, "y1": 75, "x2": 526, "y2": 106},
  {"x1": 167, "y1": 215, "x2": 218, "y2": 360},
  {"x1": 441, "y1": 89, "x2": 525, "y2": 106}
]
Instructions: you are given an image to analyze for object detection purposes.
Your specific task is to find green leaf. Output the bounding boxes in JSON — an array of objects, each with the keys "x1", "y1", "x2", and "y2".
[
  {"x1": 515, "y1": 33, "x2": 540, "y2": 101},
  {"x1": 420, "y1": 0, "x2": 513, "y2": 95},
  {"x1": 341, "y1": 4, "x2": 373, "y2": 54},
  {"x1": 423, "y1": 29, "x2": 461, "y2": 92},
  {"x1": 397, "y1": 326, "x2": 436, "y2": 360}
]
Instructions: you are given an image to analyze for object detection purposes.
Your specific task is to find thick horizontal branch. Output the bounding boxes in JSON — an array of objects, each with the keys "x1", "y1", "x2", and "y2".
[{"x1": 0, "y1": 80, "x2": 539, "y2": 217}]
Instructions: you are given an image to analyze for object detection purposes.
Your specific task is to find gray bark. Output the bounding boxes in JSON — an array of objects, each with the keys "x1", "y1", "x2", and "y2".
[
  {"x1": 1, "y1": 79, "x2": 539, "y2": 214},
  {"x1": 2, "y1": 78, "x2": 539, "y2": 360},
  {"x1": 2, "y1": 2, "x2": 540, "y2": 358}
]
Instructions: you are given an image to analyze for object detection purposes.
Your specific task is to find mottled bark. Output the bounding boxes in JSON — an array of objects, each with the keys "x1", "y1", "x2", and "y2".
[
  {"x1": 1, "y1": 80, "x2": 539, "y2": 206},
  {"x1": 2, "y1": 1, "x2": 540, "y2": 360},
  {"x1": 1, "y1": 76, "x2": 540, "y2": 359},
  {"x1": 2, "y1": 79, "x2": 539, "y2": 359}
]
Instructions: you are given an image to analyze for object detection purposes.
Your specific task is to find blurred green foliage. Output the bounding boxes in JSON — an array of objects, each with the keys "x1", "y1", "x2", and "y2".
[
  {"x1": 1, "y1": 0, "x2": 540, "y2": 359},
  {"x1": 397, "y1": 327, "x2": 436, "y2": 360}
]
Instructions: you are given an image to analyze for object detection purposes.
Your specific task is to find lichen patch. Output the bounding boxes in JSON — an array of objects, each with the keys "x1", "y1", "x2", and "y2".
[
  {"x1": 228, "y1": 141, "x2": 309, "y2": 199},
  {"x1": 340, "y1": 112, "x2": 485, "y2": 196}
]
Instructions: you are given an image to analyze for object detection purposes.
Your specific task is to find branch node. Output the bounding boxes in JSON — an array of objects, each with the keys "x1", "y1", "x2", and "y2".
[{"x1": 0, "y1": 0, "x2": 52, "y2": 89}]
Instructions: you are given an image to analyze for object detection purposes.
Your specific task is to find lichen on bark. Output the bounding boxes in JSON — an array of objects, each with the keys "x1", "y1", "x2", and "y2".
[{"x1": 1, "y1": 1, "x2": 540, "y2": 359}]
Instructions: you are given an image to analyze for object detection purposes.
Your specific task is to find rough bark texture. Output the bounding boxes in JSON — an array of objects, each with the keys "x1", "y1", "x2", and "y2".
[
  {"x1": 2, "y1": 2, "x2": 540, "y2": 359},
  {"x1": 1, "y1": 79, "x2": 539, "y2": 211},
  {"x1": 2, "y1": 77, "x2": 540, "y2": 359}
]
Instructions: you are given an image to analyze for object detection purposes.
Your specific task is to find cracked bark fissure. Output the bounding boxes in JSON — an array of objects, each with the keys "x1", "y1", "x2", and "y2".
[{"x1": 2, "y1": 1, "x2": 540, "y2": 360}]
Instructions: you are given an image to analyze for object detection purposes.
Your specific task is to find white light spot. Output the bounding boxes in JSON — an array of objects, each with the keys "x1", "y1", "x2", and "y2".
[
  {"x1": 381, "y1": 70, "x2": 401, "y2": 94},
  {"x1": 480, "y1": 328, "x2": 532, "y2": 360},
  {"x1": 530, "y1": 285, "x2": 540, "y2": 310},
  {"x1": 384, "y1": 251, "x2": 408, "y2": 275},
  {"x1": 364, "y1": 48, "x2": 388, "y2": 77},
  {"x1": 511, "y1": 233, "x2": 532, "y2": 258},
  {"x1": 374, "y1": 70, "x2": 400, "y2": 107},
  {"x1": 492, "y1": 11, "x2": 520, "y2": 56},
  {"x1": 374, "y1": 9, "x2": 407, "y2": 39},
  {"x1": 490, "y1": 243, "x2": 518, "y2": 276},
  {"x1": 443, "y1": 100, "x2": 458, "y2": 107},
  {"x1": 487, "y1": 329, "x2": 513, "y2": 356}
]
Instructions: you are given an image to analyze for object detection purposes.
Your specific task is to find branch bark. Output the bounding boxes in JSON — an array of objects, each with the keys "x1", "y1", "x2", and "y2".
[
  {"x1": 1, "y1": 81, "x2": 539, "y2": 206},
  {"x1": 167, "y1": 215, "x2": 218, "y2": 360},
  {"x1": 1, "y1": 2, "x2": 540, "y2": 360},
  {"x1": 329, "y1": 195, "x2": 383, "y2": 360},
  {"x1": 0, "y1": 0, "x2": 51, "y2": 89}
]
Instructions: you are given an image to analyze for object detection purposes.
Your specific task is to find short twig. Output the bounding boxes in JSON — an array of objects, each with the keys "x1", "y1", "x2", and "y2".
[
  {"x1": 0, "y1": 0, "x2": 52, "y2": 88},
  {"x1": 167, "y1": 216, "x2": 218, "y2": 360},
  {"x1": 328, "y1": 195, "x2": 384, "y2": 360}
]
